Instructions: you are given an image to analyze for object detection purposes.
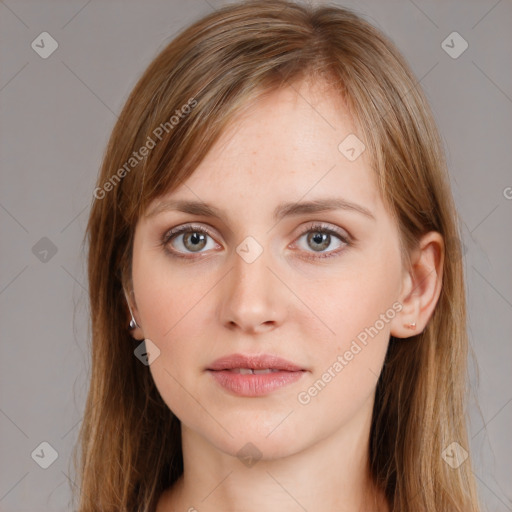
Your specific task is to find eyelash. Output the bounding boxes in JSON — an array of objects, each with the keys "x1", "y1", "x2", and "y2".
[{"x1": 161, "y1": 222, "x2": 351, "y2": 261}]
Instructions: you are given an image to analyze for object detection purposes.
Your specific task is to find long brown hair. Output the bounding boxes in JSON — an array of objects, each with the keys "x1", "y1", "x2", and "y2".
[{"x1": 73, "y1": 1, "x2": 481, "y2": 510}]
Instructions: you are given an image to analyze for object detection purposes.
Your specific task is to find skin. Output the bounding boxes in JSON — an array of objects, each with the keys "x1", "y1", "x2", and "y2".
[{"x1": 127, "y1": 78, "x2": 444, "y2": 512}]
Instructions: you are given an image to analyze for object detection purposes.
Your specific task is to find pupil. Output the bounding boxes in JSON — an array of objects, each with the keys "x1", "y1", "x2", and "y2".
[
  {"x1": 185, "y1": 232, "x2": 206, "y2": 252},
  {"x1": 308, "y1": 231, "x2": 329, "y2": 251}
]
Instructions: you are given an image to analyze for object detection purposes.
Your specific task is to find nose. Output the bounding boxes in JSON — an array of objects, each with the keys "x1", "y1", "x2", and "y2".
[{"x1": 217, "y1": 240, "x2": 287, "y2": 334}]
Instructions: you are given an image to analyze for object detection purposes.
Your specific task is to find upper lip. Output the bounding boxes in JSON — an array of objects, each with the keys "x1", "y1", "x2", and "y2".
[{"x1": 207, "y1": 353, "x2": 305, "y2": 372}]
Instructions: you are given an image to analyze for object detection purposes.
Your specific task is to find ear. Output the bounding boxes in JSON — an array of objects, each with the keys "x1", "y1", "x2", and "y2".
[
  {"x1": 390, "y1": 231, "x2": 444, "y2": 338},
  {"x1": 123, "y1": 288, "x2": 145, "y2": 341}
]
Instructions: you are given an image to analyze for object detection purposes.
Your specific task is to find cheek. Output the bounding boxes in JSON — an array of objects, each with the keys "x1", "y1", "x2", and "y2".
[
  {"x1": 133, "y1": 250, "x2": 210, "y2": 340},
  {"x1": 293, "y1": 280, "x2": 396, "y2": 428},
  {"x1": 314, "y1": 250, "x2": 402, "y2": 348},
  {"x1": 300, "y1": 244, "x2": 402, "y2": 400},
  {"x1": 132, "y1": 251, "x2": 217, "y2": 398}
]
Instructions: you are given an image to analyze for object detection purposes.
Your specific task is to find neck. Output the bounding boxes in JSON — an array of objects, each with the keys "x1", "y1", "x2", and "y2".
[{"x1": 158, "y1": 398, "x2": 389, "y2": 512}]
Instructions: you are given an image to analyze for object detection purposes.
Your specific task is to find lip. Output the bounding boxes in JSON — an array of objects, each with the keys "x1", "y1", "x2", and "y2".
[
  {"x1": 207, "y1": 353, "x2": 307, "y2": 397},
  {"x1": 208, "y1": 353, "x2": 305, "y2": 372}
]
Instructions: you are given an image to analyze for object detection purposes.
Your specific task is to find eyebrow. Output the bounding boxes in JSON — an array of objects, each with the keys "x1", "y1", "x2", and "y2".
[{"x1": 146, "y1": 196, "x2": 376, "y2": 222}]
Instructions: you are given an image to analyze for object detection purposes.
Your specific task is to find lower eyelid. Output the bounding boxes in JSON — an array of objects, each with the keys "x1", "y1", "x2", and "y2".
[
  {"x1": 292, "y1": 232, "x2": 348, "y2": 253},
  {"x1": 162, "y1": 225, "x2": 350, "y2": 256},
  {"x1": 165, "y1": 230, "x2": 218, "y2": 253}
]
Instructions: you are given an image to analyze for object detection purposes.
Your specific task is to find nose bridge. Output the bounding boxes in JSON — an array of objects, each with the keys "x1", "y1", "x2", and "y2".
[
  {"x1": 232, "y1": 236, "x2": 273, "y2": 303},
  {"x1": 220, "y1": 235, "x2": 283, "y2": 330}
]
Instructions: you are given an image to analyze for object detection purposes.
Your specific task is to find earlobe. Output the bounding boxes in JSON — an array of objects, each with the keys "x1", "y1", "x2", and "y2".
[
  {"x1": 123, "y1": 288, "x2": 145, "y2": 340},
  {"x1": 390, "y1": 231, "x2": 444, "y2": 339}
]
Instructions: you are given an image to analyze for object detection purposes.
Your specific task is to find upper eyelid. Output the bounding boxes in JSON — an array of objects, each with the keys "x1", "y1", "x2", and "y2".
[
  {"x1": 163, "y1": 221, "x2": 350, "y2": 245},
  {"x1": 164, "y1": 223, "x2": 219, "y2": 241}
]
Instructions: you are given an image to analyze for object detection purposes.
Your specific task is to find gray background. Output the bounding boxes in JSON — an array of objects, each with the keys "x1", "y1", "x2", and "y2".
[{"x1": 0, "y1": 0, "x2": 511, "y2": 510}]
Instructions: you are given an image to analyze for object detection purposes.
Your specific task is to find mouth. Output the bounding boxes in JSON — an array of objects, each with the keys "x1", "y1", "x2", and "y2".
[
  {"x1": 221, "y1": 368, "x2": 283, "y2": 374},
  {"x1": 207, "y1": 353, "x2": 307, "y2": 397},
  {"x1": 207, "y1": 353, "x2": 305, "y2": 372}
]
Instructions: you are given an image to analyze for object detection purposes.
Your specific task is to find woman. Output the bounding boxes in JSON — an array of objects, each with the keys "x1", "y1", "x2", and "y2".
[{"x1": 74, "y1": 1, "x2": 481, "y2": 510}]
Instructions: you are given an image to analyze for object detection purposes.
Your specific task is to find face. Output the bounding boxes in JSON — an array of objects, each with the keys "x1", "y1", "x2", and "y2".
[{"x1": 130, "y1": 79, "x2": 407, "y2": 459}]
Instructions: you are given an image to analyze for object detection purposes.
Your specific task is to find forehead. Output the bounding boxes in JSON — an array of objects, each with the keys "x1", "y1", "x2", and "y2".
[{"x1": 148, "y1": 80, "x2": 380, "y2": 219}]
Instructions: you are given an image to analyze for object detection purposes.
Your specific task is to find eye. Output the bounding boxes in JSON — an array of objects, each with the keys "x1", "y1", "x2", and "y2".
[
  {"x1": 292, "y1": 222, "x2": 350, "y2": 259},
  {"x1": 162, "y1": 224, "x2": 219, "y2": 257},
  {"x1": 162, "y1": 222, "x2": 351, "y2": 260}
]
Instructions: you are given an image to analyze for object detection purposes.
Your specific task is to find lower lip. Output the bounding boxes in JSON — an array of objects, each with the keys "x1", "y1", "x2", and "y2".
[{"x1": 208, "y1": 370, "x2": 306, "y2": 397}]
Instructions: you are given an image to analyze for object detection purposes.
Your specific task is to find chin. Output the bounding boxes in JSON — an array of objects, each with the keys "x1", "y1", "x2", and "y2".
[
  {"x1": 218, "y1": 432, "x2": 307, "y2": 463},
  {"x1": 189, "y1": 412, "x2": 313, "y2": 462}
]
